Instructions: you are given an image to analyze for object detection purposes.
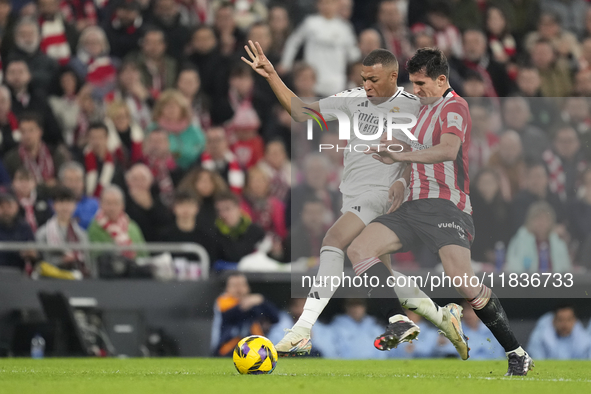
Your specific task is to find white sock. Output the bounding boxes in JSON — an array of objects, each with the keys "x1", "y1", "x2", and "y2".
[
  {"x1": 390, "y1": 271, "x2": 444, "y2": 327},
  {"x1": 506, "y1": 346, "x2": 526, "y2": 357},
  {"x1": 295, "y1": 246, "x2": 344, "y2": 330}
]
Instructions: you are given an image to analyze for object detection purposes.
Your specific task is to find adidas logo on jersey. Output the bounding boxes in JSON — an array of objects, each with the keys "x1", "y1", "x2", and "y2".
[{"x1": 356, "y1": 101, "x2": 369, "y2": 107}]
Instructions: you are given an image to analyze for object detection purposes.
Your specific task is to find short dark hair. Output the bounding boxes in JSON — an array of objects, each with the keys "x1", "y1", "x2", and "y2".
[
  {"x1": 362, "y1": 49, "x2": 398, "y2": 70},
  {"x1": 230, "y1": 61, "x2": 253, "y2": 78},
  {"x1": 406, "y1": 47, "x2": 449, "y2": 80},
  {"x1": 173, "y1": 190, "x2": 201, "y2": 206},
  {"x1": 464, "y1": 69, "x2": 484, "y2": 82},
  {"x1": 88, "y1": 122, "x2": 109, "y2": 136},
  {"x1": 18, "y1": 112, "x2": 43, "y2": 129},
  {"x1": 224, "y1": 270, "x2": 246, "y2": 287},
  {"x1": 554, "y1": 303, "x2": 575, "y2": 315},
  {"x1": 427, "y1": 0, "x2": 452, "y2": 18},
  {"x1": 52, "y1": 185, "x2": 77, "y2": 202},
  {"x1": 14, "y1": 166, "x2": 34, "y2": 180},
  {"x1": 215, "y1": 191, "x2": 240, "y2": 206}
]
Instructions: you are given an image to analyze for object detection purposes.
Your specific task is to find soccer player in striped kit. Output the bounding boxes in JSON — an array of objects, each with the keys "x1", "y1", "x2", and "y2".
[{"x1": 356, "y1": 48, "x2": 533, "y2": 376}]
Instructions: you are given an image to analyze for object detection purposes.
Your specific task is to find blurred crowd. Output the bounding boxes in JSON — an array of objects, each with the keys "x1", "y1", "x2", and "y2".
[{"x1": 0, "y1": 0, "x2": 590, "y2": 276}]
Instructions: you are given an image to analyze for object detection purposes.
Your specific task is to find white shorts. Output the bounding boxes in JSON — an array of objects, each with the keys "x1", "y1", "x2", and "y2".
[{"x1": 341, "y1": 190, "x2": 390, "y2": 225}]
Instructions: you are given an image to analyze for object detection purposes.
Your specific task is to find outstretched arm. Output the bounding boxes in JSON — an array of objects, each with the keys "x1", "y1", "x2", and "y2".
[
  {"x1": 241, "y1": 40, "x2": 319, "y2": 122},
  {"x1": 367, "y1": 133, "x2": 461, "y2": 165}
]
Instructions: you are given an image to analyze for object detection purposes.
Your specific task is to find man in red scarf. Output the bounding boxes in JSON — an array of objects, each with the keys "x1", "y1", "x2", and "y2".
[
  {"x1": 83, "y1": 122, "x2": 125, "y2": 198},
  {"x1": 3, "y1": 113, "x2": 66, "y2": 188},
  {"x1": 37, "y1": 0, "x2": 78, "y2": 66}
]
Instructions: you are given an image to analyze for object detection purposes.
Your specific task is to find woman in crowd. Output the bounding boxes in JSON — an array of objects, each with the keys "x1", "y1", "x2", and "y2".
[
  {"x1": 150, "y1": 89, "x2": 206, "y2": 170},
  {"x1": 105, "y1": 100, "x2": 144, "y2": 168}
]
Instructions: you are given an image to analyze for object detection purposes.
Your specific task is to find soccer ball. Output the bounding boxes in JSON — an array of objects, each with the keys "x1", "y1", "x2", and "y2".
[{"x1": 233, "y1": 335, "x2": 278, "y2": 375}]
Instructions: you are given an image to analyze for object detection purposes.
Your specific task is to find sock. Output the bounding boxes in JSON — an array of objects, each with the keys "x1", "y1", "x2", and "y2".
[
  {"x1": 295, "y1": 246, "x2": 344, "y2": 329},
  {"x1": 470, "y1": 287, "x2": 520, "y2": 353},
  {"x1": 390, "y1": 271, "x2": 444, "y2": 327},
  {"x1": 362, "y1": 260, "x2": 405, "y2": 320}
]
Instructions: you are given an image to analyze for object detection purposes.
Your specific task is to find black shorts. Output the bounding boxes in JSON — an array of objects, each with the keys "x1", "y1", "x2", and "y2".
[{"x1": 371, "y1": 198, "x2": 475, "y2": 254}]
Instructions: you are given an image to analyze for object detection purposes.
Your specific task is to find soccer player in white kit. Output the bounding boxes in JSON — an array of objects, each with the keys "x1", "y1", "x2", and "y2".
[{"x1": 241, "y1": 41, "x2": 468, "y2": 358}]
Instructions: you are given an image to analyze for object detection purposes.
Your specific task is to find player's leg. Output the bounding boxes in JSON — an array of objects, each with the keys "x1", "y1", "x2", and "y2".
[
  {"x1": 439, "y1": 244, "x2": 533, "y2": 375},
  {"x1": 275, "y1": 212, "x2": 365, "y2": 356},
  {"x1": 347, "y1": 222, "x2": 420, "y2": 350}
]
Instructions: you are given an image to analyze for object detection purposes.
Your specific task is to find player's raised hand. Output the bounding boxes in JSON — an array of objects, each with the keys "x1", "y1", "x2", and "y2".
[{"x1": 241, "y1": 40, "x2": 275, "y2": 79}]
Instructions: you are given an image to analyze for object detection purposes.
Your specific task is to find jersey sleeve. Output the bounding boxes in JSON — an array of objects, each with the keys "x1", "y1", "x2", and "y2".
[{"x1": 439, "y1": 100, "x2": 469, "y2": 142}]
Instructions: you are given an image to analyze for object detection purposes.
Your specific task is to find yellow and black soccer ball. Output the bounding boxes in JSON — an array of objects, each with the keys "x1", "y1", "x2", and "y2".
[{"x1": 233, "y1": 335, "x2": 278, "y2": 375}]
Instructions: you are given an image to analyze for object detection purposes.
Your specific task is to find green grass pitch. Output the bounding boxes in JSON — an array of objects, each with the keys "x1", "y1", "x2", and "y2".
[{"x1": 1, "y1": 358, "x2": 590, "y2": 394}]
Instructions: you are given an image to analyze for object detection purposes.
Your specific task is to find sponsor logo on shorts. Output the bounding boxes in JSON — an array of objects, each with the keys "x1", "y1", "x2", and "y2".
[{"x1": 438, "y1": 221, "x2": 473, "y2": 242}]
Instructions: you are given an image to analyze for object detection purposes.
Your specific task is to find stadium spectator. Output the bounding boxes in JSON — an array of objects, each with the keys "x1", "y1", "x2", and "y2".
[
  {"x1": 560, "y1": 97, "x2": 591, "y2": 160},
  {"x1": 3, "y1": 113, "x2": 66, "y2": 185},
  {"x1": 178, "y1": 168, "x2": 229, "y2": 235},
  {"x1": 73, "y1": 84, "x2": 105, "y2": 152},
  {"x1": 510, "y1": 162, "x2": 567, "y2": 236},
  {"x1": 268, "y1": 5, "x2": 291, "y2": 58},
  {"x1": 279, "y1": 0, "x2": 360, "y2": 96},
  {"x1": 258, "y1": 140, "x2": 291, "y2": 202},
  {"x1": 11, "y1": 166, "x2": 52, "y2": 232},
  {"x1": 107, "y1": 61, "x2": 152, "y2": 130},
  {"x1": 35, "y1": 185, "x2": 89, "y2": 274},
  {"x1": 0, "y1": 0, "x2": 16, "y2": 57},
  {"x1": 501, "y1": 97, "x2": 549, "y2": 162},
  {"x1": 570, "y1": 167, "x2": 591, "y2": 266},
  {"x1": 487, "y1": 130, "x2": 526, "y2": 201},
  {"x1": 468, "y1": 104, "x2": 499, "y2": 178},
  {"x1": 0, "y1": 85, "x2": 19, "y2": 156},
  {"x1": 200, "y1": 126, "x2": 244, "y2": 195},
  {"x1": 58, "y1": 161, "x2": 98, "y2": 230},
  {"x1": 48, "y1": 67, "x2": 83, "y2": 147},
  {"x1": 124, "y1": 163, "x2": 172, "y2": 243},
  {"x1": 186, "y1": 25, "x2": 226, "y2": 100},
  {"x1": 346, "y1": 61, "x2": 363, "y2": 89},
  {"x1": 525, "y1": 12, "x2": 581, "y2": 61},
  {"x1": 542, "y1": 125, "x2": 587, "y2": 203},
  {"x1": 358, "y1": 28, "x2": 382, "y2": 59},
  {"x1": 37, "y1": 0, "x2": 78, "y2": 65},
  {"x1": 512, "y1": 65, "x2": 559, "y2": 131},
  {"x1": 508, "y1": 0, "x2": 541, "y2": 42},
  {"x1": 0, "y1": 191, "x2": 36, "y2": 270},
  {"x1": 103, "y1": 0, "x2": 145, "y2": 61},
  {"x1": 148, "y1": 0, "x2": 191, "y2": 61},
  {"x1": 506, "y1": 201, "x2": 572, "y2": 273},
  {"x1": 485, "y1": 5, "x2": 517, "y2": 66},
  {"x1": 452, "y1": 29, "x2": 513, "y2": 97},
  {"x1": 540, "y1": 0, "x2": 588, "y2": 37},
  {"x1": 460, "y1": 71, "x2": 487, "y2": 98},
  {"x1": 157, "y1": 190, "x2": 210, "y2": 262},
  {"x1": 4, "y1": 59, "x2": 63, "y2": 146},
  {"x1": 291, "y1": 154, "x2": 340, "y2": 227},
  {"x1": 87, "y1": 184, "x2": 147, "y2": 260},
  {"x1": 528, "y1": 305, "x2": 591, "y2": 359},
  {"x1": 372, "y1": 0, "x2": 413, "y2": 65},
  {"x1": 176, "y1": 67, "x2": 211, "y2": 131},
  {"x1": 424, "y1": 1, "x2": 463, "y2": 59},
  {"x1": 240, "y1": 166, "x2": 286, "y2": 244},
  {"x1": 209, "y1": 191, "x2": 265, "y2": 264},
  {"x1": 59, "y1": 0, "x2": 97, "y2": 32},
  {"x1": 470, "y1": 168, "x2": 510, "y2": 264},
  {"x1": 105, "y1": 100, "x2": 144, "y2": 169},
  {"x1": 329, "y1": 298, "x2": 388, "y2": 359},
  {"x1": 83, "y1": 122, "x2": 125, "y2": 198},
  {"x1": 291, "y1": 62, "x2": 317, "y2": 99},
  {"x1": 459, "y1": 301, "x2": 505, "y2": 359},
  {"x1": 10, "y1": 17, "x2": 59, "y2": 92},
  {"x1": 211, "y1": 271, "x2": 279, "y2": 357},
  {"x1": 125, "y1": 28, "x2": 178, "y2": 97},
  {"x1": 578, "y1": 36, "x2": 591, "y2": 70},
  {"x1": 284, "y1": 196, "x2": 327, "y2": 261},
  {"x1": 141, "y1": 128, "x2": 185, "y2": 207},
  {"x1": 69, "y1": 26, "x2": 117, "y2": 96},
  {"x1": 529, "y1": 38, "x2": 574, "y2": 97},
  {"x1": 212, "y1": 1, "x2": 247, "y2": 55}
]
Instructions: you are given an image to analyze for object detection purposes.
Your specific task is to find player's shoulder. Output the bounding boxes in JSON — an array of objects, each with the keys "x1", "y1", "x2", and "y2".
[
  {"x1": 442, "y1": 91, "x2": 469, "y2": 109},
  {"x1": 330, "y1": 87, "x2": 366, "y2": 98}
]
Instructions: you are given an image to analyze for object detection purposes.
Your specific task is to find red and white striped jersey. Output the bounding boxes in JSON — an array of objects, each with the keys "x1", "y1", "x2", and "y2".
[{"x1": 407, "y1": 89, "x2": 472, "y2": 214}]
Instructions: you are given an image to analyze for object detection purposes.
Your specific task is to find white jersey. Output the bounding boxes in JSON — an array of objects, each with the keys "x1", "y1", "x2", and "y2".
[{"x1": 319, "y1": 87, "x2": 421, "y2": 195}]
